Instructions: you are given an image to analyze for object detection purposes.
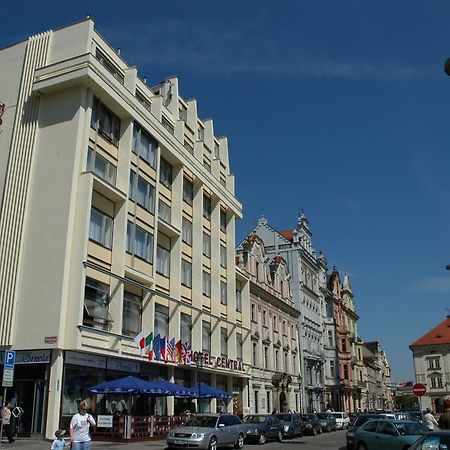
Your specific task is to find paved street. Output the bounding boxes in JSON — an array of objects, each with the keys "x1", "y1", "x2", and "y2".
[{"x1": 1, "y1": 430, "x2": 348, "y2": 450}]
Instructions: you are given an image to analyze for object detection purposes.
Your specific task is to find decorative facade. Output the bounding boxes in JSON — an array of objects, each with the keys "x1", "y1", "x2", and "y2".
[
  {"x1": 0, "y1": 18, "x2": 250, "y2": 439},
  {"x1": 236, "y1": 234, "x2": 301, "y2": 414}
]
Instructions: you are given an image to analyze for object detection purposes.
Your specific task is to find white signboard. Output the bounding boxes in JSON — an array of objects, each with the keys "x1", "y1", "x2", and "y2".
[
  {"x1": 2, "y1": 367, "x2": 14, "y2": 387},
  {"x1": 96, "y1": 415, "x2": 113, "y2": 428}
]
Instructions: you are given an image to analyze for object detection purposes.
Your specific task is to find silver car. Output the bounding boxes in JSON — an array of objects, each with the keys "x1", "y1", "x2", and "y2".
[{"x1": 167, "y1": 413, "x2": 246, "y2": 450}]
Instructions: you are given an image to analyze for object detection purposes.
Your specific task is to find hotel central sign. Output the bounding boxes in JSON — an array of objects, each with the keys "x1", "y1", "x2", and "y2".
[{"x1": 191, "y1": 351, "x2": 245, "y2": 372}]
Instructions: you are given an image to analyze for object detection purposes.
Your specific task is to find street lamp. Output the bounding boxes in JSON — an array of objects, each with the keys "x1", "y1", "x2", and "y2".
[{"x1": 194, "y1": 353, "x2": 205, "y2": 413}]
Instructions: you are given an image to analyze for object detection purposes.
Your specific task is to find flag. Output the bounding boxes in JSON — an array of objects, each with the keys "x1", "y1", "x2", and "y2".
[
  {"x1": 175, "y1": 340, "x2": 183, "y2": 363},
  {"x1": 167, "y1": 338, "x2": 175, "y2": 362},
  {"x1": 153, "y1": 334, "x2": 161, "y2": 360},
  {"x1": 134, "y1": 331, "x2": 146, "y2": 355},
  {"x1": 160, "y1": 336, "x2": 168, "y2": 363},
  {"x1": 184, "y1": 341, "x2": 191, "y2": 364},
  {"x1": 145, "y1": 332, "x2": 153, "y2": 352}
]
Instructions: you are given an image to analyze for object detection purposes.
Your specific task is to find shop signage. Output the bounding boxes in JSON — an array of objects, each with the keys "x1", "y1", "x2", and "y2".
[
  {"x1": 44, "y1": 336, "x2": 58, "y2": 344},
  {"x1": 97, "y1": 415, "x2": 113, "y2": 428},
  {"x1": 107, "y1": 358, "x2": 139, "y2": 373},
  {"x1": 65, "y1": 351, "x2": 106, "y2": 369},
  {"x1": 0, "y1": 350, "x2": 51, "y2": 365},
  {"x1": 191, "y1": 351, "x2": 245, "y2": 372}
]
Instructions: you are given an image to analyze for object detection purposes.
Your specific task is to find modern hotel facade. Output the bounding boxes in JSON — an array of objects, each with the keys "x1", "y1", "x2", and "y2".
[{"x1": 0, "y1": 18, "x2": 250, "y2": 439}]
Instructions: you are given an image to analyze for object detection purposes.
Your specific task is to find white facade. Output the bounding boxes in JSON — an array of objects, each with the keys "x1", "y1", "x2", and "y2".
[{"x1": 0, "y1": 18, "x2": 250, "y2": 439}]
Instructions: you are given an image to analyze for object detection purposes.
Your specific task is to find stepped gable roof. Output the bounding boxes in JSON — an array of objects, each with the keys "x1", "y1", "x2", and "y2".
[{"x1": 410, "y1": 316, "x2": 450, "y2": 348}]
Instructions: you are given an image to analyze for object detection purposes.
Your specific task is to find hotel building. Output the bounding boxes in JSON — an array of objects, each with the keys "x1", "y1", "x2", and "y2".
[{"x1": 0, "y1": 18, "x2": 249, "y2": 439}]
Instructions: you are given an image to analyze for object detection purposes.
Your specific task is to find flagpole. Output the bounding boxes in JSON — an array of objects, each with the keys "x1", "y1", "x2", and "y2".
[{"x1": 195, "y1": 354, "x2": 205, "y2": 413}]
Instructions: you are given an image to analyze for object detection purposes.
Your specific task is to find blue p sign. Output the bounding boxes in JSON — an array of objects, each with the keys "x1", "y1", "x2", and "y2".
[{"x1": 4, "y1": 351, "x2": 15, "y2": 368}]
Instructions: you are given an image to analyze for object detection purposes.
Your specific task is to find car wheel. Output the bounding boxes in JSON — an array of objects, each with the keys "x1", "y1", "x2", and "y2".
[
  {"x1": 234, "y1": 433, "x2": 244, "y2": 449},
  {"x1": 357, "y1": 442, "x2": 367, "y2": 450},
  {"x1": 276, "y1": 431, "x2": 283, "y2": 442},
  {"x1": 258, "y1": 433, "x2": 266, "y2": 445},
  {"x1": 312, "y1": 427, "x2": 317, "y2": 436},
  {"x1": 208, "y1": 436, "x2": 217, "y2": 450}
]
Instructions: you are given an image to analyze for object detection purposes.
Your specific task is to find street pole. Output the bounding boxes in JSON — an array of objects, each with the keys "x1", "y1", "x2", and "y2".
[{"x1": 0, "y1": 388, "x2": 7, "y2": 449}]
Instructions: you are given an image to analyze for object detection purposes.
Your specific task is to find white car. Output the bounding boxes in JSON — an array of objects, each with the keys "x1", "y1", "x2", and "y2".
[{"x1": 331, "y1": 412, "x2": 350, "y2": 429}]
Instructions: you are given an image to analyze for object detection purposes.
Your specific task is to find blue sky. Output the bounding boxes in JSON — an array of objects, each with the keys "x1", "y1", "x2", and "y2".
[{"x1": 2, "y1": 1, "x2": 450, "y2": 382}]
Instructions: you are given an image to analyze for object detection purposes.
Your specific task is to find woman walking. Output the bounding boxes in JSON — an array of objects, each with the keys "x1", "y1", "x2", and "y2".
[{"x1": 69, "y1": 402, "x2": 96, "y2": 450}]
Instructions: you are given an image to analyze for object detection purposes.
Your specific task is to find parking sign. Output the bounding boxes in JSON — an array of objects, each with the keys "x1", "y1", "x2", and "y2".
[{"x1": 4, "y1": 350, "x2": 16, "y2": 368}]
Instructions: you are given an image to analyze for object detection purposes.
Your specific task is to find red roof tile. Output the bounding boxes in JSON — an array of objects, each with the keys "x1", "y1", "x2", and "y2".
[
  {"x1": 410, "y1": 316, "x2": 450, "y2": 347},
  {"x1": 280, "y1": 230, "x2": 294, "y2": 241}
]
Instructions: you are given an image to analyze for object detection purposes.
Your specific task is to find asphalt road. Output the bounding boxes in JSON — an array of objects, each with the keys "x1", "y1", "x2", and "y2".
[{"x1": 1, "y1": 430, "x2": 348, "y2": 450}]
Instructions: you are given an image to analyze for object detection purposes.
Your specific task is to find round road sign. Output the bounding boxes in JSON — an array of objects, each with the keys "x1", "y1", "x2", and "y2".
[{"x1": 413, "y1": 383, "x2": 426, "y2": 397}]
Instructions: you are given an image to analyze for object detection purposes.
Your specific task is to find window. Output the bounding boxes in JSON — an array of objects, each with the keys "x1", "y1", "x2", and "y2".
[
  {"x1": 330, "y1": 360, "x2": 335, "y2": 377},
  {"x1": 198, "y1": 125, "x2": 204, "y2": 141},
  {"x1": 162, "y1": 116, "x2": 174, "y2": 134},
  {"x1": 181, "y1": 259, "x2": 192, "y2": 288},
  {"x1": 203, "y1": 194, "x2": 211, "y2": 219},
  {"x1": 431, "y1": 376, "x2": 443, "y2": 388},
  {"x1": 89, "y1": 207, "x2": 113, "y2": 248},
  {"x1": 252, "y1": 342, "x2": 257, "y2": 365},
  {"x1": 275, "y1": 350, "x2": 279, "y2": 371},
  {"x1": 262, "y1": 310, "x2": 267, "y2": 327},
  {"x1": 342, "y1": 338, "x2": 347, "y2": 353},
  {"x1": 220, "y1": 209, "x2": 227, "y2": 232},
  {"x1": 84, "y1": 277, "x2": 111, "y2": 330},
  {"x1": 180, "y1": 313, "x2": 191, "y2": 343},
  {"x1": 183, "y1": 178, "x2": 194, "y2": 205},
  {"x1": 158, "y1": 199, "x2": 171, "y2": 222},
  {"x1": 202, "y1": 271, "x2": 211, "y2": 297},
  {"x1": 133, "y1": 123, "x2": 157, "y2": 167},
  {"x1": 343, "y1": 365, "x2": 349, "y2": 380},
  {"x1": 428, "y1": 357, "x2": 441, "y2": 369},
  {"x1": 182, "y1": 217, "x2": 193, "y2": 245},
  {"x1": 159, "y1": 157, "x2": 172, "y2": 188},
  {"x1": 156, "y1": 245, "x2": 170, "y2": 277},
  {"x1": 237, "y1": 333, "x2": 243, "y2": 360},
  {"x1": 91, "y1": 97, "x2": 121, "y2": 146},
  {"x1": 122, "y1": 291, "x2": 141, "y2": 337},
  {"x1": 273, "y1": 316, "x2": 278, "y2": 332},
  {"x1": 328, "y1": 330, "x2": 333, "y2": 347},
  {"x1": 236, "y1": 288, "x2": 242, "y2": 312},
  {"x1": 154, "y1": 303, "x2": 169, "y2": 337},
  {"x1": 202, "y1": 321, "x2": 211, "y2": 353},
  {"x1": 220, "y1": 281, "x2": 227, "y2": 305},
  {"x1": 203, "y1": 232, "x2": 211, "y2": 257},
  {"x1": 214, "y1": 142, "x2": 220, "y2": 159},
  {"x1": 220, "y1": 245, "x2": 227, "y2": 268},
  {"x1": 95, "y1": 49, "x2": 124, "y2": 83},
  {"x1": 282, "y1": 320, "x2": 287, "y2": 336},
  {"x1": 221, "y1": 328, "x2": 228, "y2": 357},
  {"x1": 87, "y1": 147, "x2": 117, "y2": 184},
  {"x1": 126, "y1": 221, "x2": 153, "y2": 262},
  {"x1": 251, "y1": 304, "x2": 256, "y2": 321},
  {"x1": 129, "y1": 171, "x2": 155, "y2": 213},
  {"x1": 255, "y1": 261, "x2": 260, "y2": 281},
  {"x1": 264, "y1": 346, "x2": 269, "y2": 369}
]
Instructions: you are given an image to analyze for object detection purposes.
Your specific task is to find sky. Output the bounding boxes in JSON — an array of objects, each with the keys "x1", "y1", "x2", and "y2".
[{"x1": 2, "y1": 0, "x2": 450, "y2": 382}]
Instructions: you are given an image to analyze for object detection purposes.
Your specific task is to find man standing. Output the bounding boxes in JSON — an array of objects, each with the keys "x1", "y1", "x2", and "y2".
[
  {"x1": 439, "y1": 406, "x2": 450, "y2": 429},
  {"x1": 1, "y1": 401, "x2": 15, "y2": 443},
  {"x1": 424, "y1": 408, "x2": 439, "y2": 431}
]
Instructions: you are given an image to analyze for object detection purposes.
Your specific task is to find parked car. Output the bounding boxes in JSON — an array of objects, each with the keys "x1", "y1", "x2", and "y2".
[
  {"x1": 316, "y1": 412, "x2": 337, "y2": 432},
  {"x1": 332, "y1": 411, "x2": 351, "y2": 430},
  {"x1": 352, "y1": 419, "x2": 427, "y2": 450},
  {"x1": 166, "y1": 413, "x2": 245, "y2": 450},
  {"x1": 274, "y1": 413, "x2": 303, "y2": 438},
  {"x1": 242, "y1": 414, "x2": 283, "y2": 444},
  {"x1": 346, "y1": 414, "x2": 387, "y2": 449},
  {"x1": 408, "y1": 430, "x2": 450, "y2": 449},
  {"x1": 300, "y1": 413, "x2": 322, "y2": 435}
]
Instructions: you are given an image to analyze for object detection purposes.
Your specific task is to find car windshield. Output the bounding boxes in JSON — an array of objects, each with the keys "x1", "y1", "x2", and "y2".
[
  {"x1": 183, "y1": 416, "x2": 218, "y2": 428},
  {"x1": 394, "y1": 422, "x2": 427, "y2": 436},
  {"x1": 243, "y1": 415, "x2": 267, "y2": 424},
  {"x1": 301, "y1": 414, "x2": 315, "y2": 421},
  {"x1": 275, "y1": 414, "x2": 293, "y2": 421},
  {"x1": 332, "y1": 413, "x2": 343, "y2": 418},
  {"x1": 317, "y1": 413, "x2": 329, "y2": 419}
]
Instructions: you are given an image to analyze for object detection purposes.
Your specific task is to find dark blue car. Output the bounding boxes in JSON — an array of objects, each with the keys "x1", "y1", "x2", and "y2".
[{"x1": 242, "y1": 414, "x2": 284, "y2": 444}]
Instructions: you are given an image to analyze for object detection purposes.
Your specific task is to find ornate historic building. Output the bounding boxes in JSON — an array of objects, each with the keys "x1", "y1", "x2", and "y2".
[{"x1": 236, "y1": 234, "x2": 301, "y2": 413}]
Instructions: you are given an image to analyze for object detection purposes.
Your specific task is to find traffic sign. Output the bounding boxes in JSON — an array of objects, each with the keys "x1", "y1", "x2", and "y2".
[
  {"x1": 2, "y1": 367, "x2": 14, "y2": 387},
  {"x1": 4, "y1": 350, "x2": 16, "y2": 369},
  {"x1": 413, "y1": 383, "x2": 426, "y2": 397}
]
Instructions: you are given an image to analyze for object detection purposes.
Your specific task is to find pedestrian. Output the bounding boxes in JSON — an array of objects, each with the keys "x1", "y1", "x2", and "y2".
[
  {"x1": 51, "y1": 429, "x2": 69, "y2": 449},
  {"x1": 423, "y1": 408, "x2": 439, "y2": 431},
  {"x1": 439, "y1": 406, "x2": 450, "y2": 429},
  {"x1": 1, "y1": 401, "x2": 15, "y2": 443},
  {"x1": 69, "y1": 401, "x2": 96, "y2": 450},
  {"x1": 271, "y1": 408, "x2": 277, "y2": 414}
]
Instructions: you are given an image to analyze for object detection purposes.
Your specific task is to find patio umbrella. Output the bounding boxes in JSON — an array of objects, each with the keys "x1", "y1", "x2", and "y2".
[
  {"x1": 150, "y1": 379, "x2": 196, "y2": 397},
  {"x1": 185, "y1": 384, "x2": 232, "y2": 399},
  {"x1": 89, "y1": 375, "x2": 171, "y2": 395}
]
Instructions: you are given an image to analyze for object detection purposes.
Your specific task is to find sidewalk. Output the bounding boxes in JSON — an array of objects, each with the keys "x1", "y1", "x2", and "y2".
[{"x1": 0, "y1": 438, "x2": 168, "y2": 449}]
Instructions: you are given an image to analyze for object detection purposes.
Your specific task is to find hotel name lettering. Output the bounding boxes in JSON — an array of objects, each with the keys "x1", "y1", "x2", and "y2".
[{"x1": 191, "y1": 351, "x2": 245, "y2": 372}]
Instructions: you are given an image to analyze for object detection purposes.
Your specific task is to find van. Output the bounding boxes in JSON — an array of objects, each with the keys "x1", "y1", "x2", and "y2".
[{"x1": 331, "y1": 411, "x2": 350, "y2": 429}]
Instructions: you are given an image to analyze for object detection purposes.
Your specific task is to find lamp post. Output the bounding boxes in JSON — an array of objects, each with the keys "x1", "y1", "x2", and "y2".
[{"x1": 195, "y1": 353, "x2": 205, "y2": 413}]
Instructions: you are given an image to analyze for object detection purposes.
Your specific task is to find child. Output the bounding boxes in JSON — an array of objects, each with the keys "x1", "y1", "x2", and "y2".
[{"x1": 51, "y1": 429, "x2": 69, "y2": 449}]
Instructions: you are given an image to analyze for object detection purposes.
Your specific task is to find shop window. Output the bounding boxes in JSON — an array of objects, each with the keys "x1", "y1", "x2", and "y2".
[
  {"x1": 132, "y1": 122, "x2": 157, "y2": 167},
  {"x1": 91, "y1": 97, "x2": 121, "y2": 146},
  {"x1": 87, "y1": 147, "x2": 117, "y2": 184},
  {"x1": 122, "y1": 291, "x2": 142, "y2": 337},
  {"x1": 83, "y1": 277, "x2": 112, "y2": 330},
  {"x1": 89, "y1": 207, "x2": 113, "y2": 249}
]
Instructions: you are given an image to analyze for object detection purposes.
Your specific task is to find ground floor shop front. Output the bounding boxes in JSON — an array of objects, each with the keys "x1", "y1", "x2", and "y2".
[{"x1": 1, "y1": 349, "x2": 249, "y2": 440}]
